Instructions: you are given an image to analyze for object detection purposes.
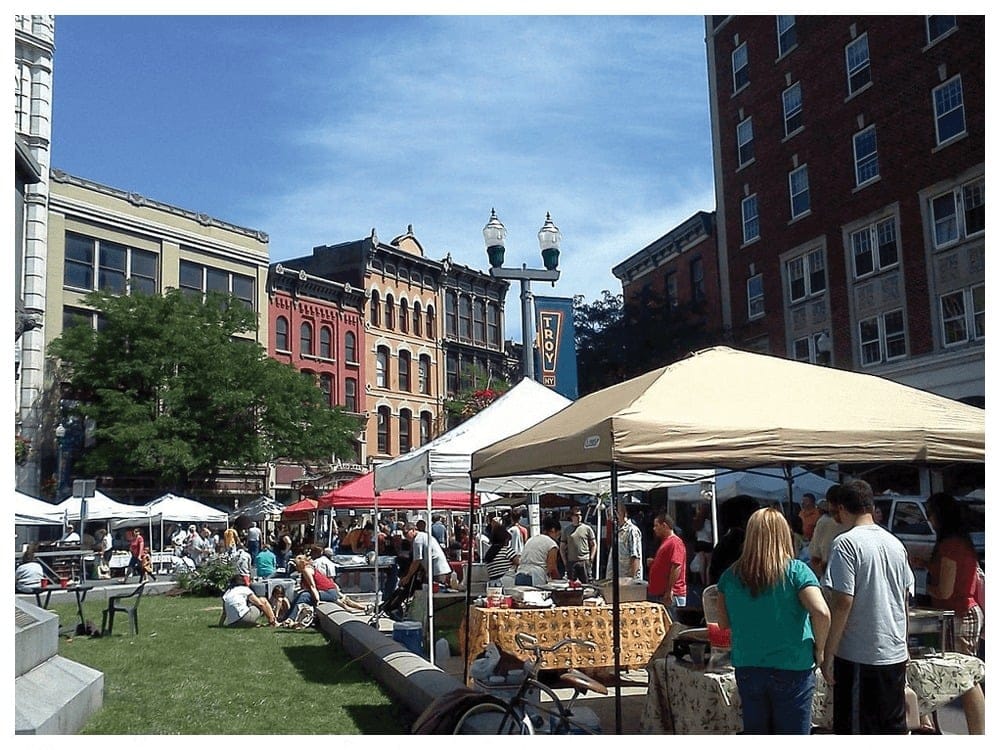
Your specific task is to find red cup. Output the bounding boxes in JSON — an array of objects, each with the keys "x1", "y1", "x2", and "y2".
[
  {"x1": 40, "y1": 579, "x2": 49, "y2": 588},
  {"x1": 59, "y1": 577, "x2": 69, "y2": 588}
]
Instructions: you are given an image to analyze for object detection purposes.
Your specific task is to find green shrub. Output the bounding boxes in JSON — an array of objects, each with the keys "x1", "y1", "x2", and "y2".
[{"x1": 175, "y1": 555, "x2": 237, "y2": 595}]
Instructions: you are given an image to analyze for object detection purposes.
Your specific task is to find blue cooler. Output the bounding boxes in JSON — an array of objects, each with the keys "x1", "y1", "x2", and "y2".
[{"x1": 392, "y1": 620, "x2": 424, "y2": 655}]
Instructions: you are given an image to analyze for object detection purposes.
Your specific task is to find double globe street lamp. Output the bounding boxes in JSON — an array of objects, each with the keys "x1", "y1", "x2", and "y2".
[{"x1": 483, "y1": 209, "x2": 561, "y2": 380}]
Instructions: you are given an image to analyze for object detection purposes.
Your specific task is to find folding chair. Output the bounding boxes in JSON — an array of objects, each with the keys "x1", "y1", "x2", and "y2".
[{"x1": 102, "y1": 582, "x2": 146, "y2": 635}]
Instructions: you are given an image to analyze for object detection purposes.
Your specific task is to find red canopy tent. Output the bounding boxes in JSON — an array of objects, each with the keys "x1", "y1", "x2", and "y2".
[
  {"x1": 281, "y1": 497, "x2": 319, "y2": 521},
  {"x1": 317, "y1": 471, "x2": 478, "y2": 510}
]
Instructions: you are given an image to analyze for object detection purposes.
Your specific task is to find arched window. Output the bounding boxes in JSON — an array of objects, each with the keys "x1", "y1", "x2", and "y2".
[
  {"x1": 370, "y1": 291, "x2": 381, "y2": 327},
  {"x1": 275, "y1": 316, "x2": 289, "y2": 351},
  {"x1": 300, "y1": 322, "x2": 313, "y2": 356},
  {"x1": 376, "y1": 346, "x2": 390, "y2": 388},
  {"x1": 399, "y1": 408, "x2": 412, "y2": 454},
  {"x1": 413, "y1": 301, "x2": 423, "y2": 337},
  {"x1": 377, "y1": 405, "x2": 391, "y2": 454},
  {"x1": 385, "y1": 294, "x2": 395, "y2": 331},
  {"x1": 425, "y1": 305, "x2": 435, "y2": 339},
  {"x1": 345, "y1": 331, "x2": 357, "y2": 363},
  {"x1": 419, "y1": 354, "x2": 431, "y2": 395},
  {"x1": 399, "y1": 299, "x2": 409, "y2": 334},
  {"x1": 319, "y1": 373, "x2": 333, "y2": 405},
  {"x1": 420, "y1": 412, "x2": 433, "y2": 446},
  {"x1": 445, "y1": 291, "x2": 459, "y2": 336},
  {"x1": 399, "y1": 350, "x2": 412, "y2": 392},
  {"x1": 319, "y1": 326, "x2": 332, "y2": 359},
  {"x1": 344, "y1": 378, "x2": 358, "y2": 412}
]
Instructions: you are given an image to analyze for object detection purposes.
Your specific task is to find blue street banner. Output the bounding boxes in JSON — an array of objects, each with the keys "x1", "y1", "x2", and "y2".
[{"x1": 534, "y1": 296, "x2": 578, "y2": 400}]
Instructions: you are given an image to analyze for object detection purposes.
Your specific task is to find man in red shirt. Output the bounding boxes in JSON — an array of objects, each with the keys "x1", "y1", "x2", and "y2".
[{"x1": 646, "y1": 513, "x2": 687, "y2": 622}]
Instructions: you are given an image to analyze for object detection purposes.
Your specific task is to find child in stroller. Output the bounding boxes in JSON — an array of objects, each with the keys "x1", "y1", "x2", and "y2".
[{"x1": 368, "y1": 568, "x2": 425, "y2": 627}]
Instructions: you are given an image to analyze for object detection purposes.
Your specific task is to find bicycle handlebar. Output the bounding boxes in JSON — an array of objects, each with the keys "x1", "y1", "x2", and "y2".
[{"x1": 514, "y1": 632, "x2": 597, "y2": 653}]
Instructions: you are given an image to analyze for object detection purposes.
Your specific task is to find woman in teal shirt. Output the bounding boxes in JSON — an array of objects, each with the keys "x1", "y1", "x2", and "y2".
[{"x1": 717, "y1": 507, "x2": 831, "y2": 734}]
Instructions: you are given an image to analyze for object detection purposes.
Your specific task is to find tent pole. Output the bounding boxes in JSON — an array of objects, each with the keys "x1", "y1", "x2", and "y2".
[
  {"x1": 373, "y1": 495, "x2": 380, "y2": 610},
  {"x1": 462, "y1": 480, "x2": 477, "y2": 686},
  {"x1": 784, "y1": 463, "x2": 794, "y2": 520},
  {"x1": 610, "y1": 466, "x2": 622, "y2": 735},
  {"x1": 426, "y1": 479, "x2": 435, "y2": 665}
]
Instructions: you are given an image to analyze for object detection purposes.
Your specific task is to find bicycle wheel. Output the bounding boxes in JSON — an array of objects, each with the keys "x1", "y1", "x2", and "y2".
[{"x1": 453, "y1": 699, "x2": 533, "y2": 734}]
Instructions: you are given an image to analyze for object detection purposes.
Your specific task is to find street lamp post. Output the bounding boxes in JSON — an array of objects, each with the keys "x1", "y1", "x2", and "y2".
[
  {"x1": 54, "y1": 423, "x2": 67, "y2": 499},
  {"x1": 483, "y1": 209, "x2": 561, "y2": 380}
]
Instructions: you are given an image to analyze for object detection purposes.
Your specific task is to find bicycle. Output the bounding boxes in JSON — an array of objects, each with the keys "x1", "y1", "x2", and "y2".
[{"x1": 452, "y1": 632, "x2": 608, "y2": 734}]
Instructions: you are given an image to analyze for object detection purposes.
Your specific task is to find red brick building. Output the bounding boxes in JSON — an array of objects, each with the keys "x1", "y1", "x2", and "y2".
[{"x1": 706, "y1": 15, "x2": 984, "y2": 403}]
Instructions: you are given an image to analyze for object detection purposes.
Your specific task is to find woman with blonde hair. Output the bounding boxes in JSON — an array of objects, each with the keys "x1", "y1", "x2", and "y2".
[
  {"x1": 283, "y1": 555, "x2": 368, "y2": 625},
  {"x1": 716, "y1": 507, "x2": 830, "y2": 734}
]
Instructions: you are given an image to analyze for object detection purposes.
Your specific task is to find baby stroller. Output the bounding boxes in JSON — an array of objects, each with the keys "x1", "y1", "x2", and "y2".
[{"x1": 368, "y1": 568, "x2": 424, "y2": 628}]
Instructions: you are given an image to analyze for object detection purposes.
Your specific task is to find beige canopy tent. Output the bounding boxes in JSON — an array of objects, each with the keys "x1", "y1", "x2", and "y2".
[{"x1": 470, "y1": 346, "x2": 985, "y2": 733}]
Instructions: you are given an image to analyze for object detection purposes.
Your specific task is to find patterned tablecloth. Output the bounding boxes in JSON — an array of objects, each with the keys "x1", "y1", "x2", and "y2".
[
  {"x1": 641, "y1": 652, "x2": 985, "y2": 734},
  {"x1": 463, "y1": 602, "x2": 670, "y2": 681}
]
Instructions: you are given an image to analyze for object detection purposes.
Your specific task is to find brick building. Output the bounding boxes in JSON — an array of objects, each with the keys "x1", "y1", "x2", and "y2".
[{"x1": 705, "y1": 15, "x2": 984, "y2": 403}]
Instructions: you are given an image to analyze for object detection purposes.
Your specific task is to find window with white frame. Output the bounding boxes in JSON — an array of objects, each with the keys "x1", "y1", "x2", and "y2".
[
  {"x1": 931, "y1": 177, "x2": 984, "y2": 248},
  {"x1": 859, "y1": 309, "x2": 906, "y2": 366},
  {"x1": 412, "y1": 301, "x2": 422, "y2": 337},
  {"x1": 376, "y1": 346, "x2": 389, "y2": 388},
  {"x1": 64, "y1": 232, "x2": 159, "y2": 296},
  {"x1": 419, "y1": 354, "x2": 431, "y2": 395},
  {"x1": 940, "y1": 285, "x2": 984, "y2": 346},
  {"x1": 789, "y1": 165, "x2": 810, "y2": 219},
  {"x1": 420, "y1": 412, "x2": 433, "y2": 446},
  {"x1": 377, "y1": 406, "x2": 391, "y2": 454},
  {"x1": 786, "y1": 249, "x2": 826, "y2": 303},
  {"x1": 933, "y1": 76, "x2": 965, "y2": 145},
  {"x1": 179, "y1": 259, "x2": 253, "y2": 309},
  {"x1": 747, "y1": 274, "x2": 764, "y2": 319},
  {"x1": 926, "y1": 16, "x2": 956, "y2": 45},
  {"x1": 792, "y1": 333, "x2": 827, "y2": 363},
  {"x1": 851, "y1": 216, "x2": 898, "y2": 278},
  {"x1": 782, "y1": 82, "x2": 803, "y2": 136},
  {"x1": 398, "y1": 350, "x2": 411, "y2": 392},
  {"x1": 777, "y1": 16, "x2": 797, "y2": 57},
  {"x1": 399, "y1": 409, "x2": 412, "y2": 454},
  {"x1": 732, "y1": 42, "x2": 749, "y2": 92},
  {"x1": 853, "y1": 126, "x2": 879, "y2": 186},
  {"x1": 742, "y1": 194, "x2": 759, "y2": 243},
  {"x1": 845, "y1": 33, "x2": 871, "y2": 95},
  {"x1": 737, "y1": 117, "x2": 754, "y2": 166}
]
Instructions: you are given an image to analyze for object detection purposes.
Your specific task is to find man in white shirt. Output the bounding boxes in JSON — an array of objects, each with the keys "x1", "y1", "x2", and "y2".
[
  {"x1": 309, "y1": 544, "x2": 337, "y2": 580},
  {"x1": 400, "y1": 521, "x2": 451, "y2": 588},
  {"x1": 219, "y1": 575, "x2": 278, "y2": 627}
]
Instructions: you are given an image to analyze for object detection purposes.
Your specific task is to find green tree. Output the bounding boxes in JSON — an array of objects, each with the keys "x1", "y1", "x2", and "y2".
[{"x1": 49, "y1": 289, "x2": 360, "y2": 489}]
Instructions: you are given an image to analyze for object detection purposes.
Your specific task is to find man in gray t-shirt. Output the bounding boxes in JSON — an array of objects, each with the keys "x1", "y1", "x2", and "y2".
[{"x1": 822, "y1": 479, "x2": 914, "y2": 734}]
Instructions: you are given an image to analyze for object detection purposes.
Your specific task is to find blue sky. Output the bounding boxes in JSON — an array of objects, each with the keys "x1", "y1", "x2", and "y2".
[{"x1": 51, "y1": 14, "x2": 715, "y2": 341}]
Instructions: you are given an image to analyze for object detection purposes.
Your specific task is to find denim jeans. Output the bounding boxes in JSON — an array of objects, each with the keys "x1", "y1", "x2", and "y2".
[
  {"x1": 285, "y1": 588, "x2": 340, "y2": 622},
  {"x1": 734, "y1": 666, "x2": 815, "y2": 734}
]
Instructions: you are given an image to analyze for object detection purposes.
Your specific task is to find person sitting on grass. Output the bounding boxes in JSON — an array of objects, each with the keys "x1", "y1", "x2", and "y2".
[
  {"x1": 219, "y1": 575, "x2": 278, "y2": 628},
  {"x1": 269, "y1": 585, "x2": 290, "y2": 623},
  {"x1": 282, "y1": 555, "x2": 368, "y2": 624}
]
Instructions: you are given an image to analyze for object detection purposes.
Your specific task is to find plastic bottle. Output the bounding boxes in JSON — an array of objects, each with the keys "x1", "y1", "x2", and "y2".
[{"x1": 434, "y1": 637, "x2": 450, "y2": 661}]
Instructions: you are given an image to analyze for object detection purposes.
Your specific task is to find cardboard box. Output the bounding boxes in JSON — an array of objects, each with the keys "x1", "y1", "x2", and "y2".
[{"x1": 597, "y1": 578, "x2": 648, "y2": 603}]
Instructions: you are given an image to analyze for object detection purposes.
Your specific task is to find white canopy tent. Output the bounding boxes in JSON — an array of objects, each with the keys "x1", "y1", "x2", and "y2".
[
  {"x1": 55, "y1": 491, "x2": 150, "y2": 522},
  {"x1": 666, "y1": 466, "x2": 837, "y2": 504},
  {"x1": 14, "y1": 491, "x2": 64, "y2": 526},
  {"x1": 230, "y1": 495, "x2": 285, "y2": 522},
  {"x1": 470, "y1": 346, "x2": 986, "y2": 732},
  {"x1": 143, "y1": 493, "x2": 229, "y2": 550}
]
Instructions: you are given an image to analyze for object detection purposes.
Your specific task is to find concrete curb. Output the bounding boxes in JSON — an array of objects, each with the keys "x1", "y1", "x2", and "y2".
[{"x1": 315, "y1": 604, "x2": 466, "y2": 721}]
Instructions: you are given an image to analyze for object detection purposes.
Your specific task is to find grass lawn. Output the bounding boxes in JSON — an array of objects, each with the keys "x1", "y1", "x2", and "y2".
[{"x1": 51, "y1": 593, "x2": 411, "y2": 734}]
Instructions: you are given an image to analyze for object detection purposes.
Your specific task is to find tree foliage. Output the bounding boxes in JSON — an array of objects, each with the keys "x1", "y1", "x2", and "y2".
[
  {"x1": 49, "y1": 290, "x2": 360, "y2": 489},
  {"x1": 573, "y1": 288, "x2": 726, "y2": 396}
]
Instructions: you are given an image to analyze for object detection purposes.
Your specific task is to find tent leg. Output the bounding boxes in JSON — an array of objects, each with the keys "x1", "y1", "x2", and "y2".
[{"x1": 611, "y1": 466, "x2": 622, "y2": 735}]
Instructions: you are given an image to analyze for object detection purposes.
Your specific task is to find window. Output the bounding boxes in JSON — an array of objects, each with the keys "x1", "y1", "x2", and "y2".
[
  {"x1": 747, "y1": 274, "x2": 764, "y2": 319},
  {"x1": 319, "y1": 327, "x2": 332, "y2": 359},
  {"x1": 64, "y1": 232, "x2": 159, "y2": 295},
  {"x1": 425, "y1": 305, "x2": 435, "y2": 339},
  {"x1": 845, "y1": 34, "x2": 871, "y2": 95},
  {"x1": 319, "y1": 373, "x2": 333, "y2": 406},
  {"x1": 370, "y1": 291, "x2": 381, "y2": 326},
  {"x1": 376, "y1": 346, "x2": 389, "y2": 388},
  {"x1": 485, "y1": 303, "x2": 500, "y2": 348},
  {"x1": 377, "y1": 406, "x2": 391, "y2": 454},
  {"x1": 299, "y1": 322, "x2": 313, "y2": 356},
  {"x1": 344, "y1": 378, "x2": 358, "y2": 412},
  {"x1": 178, "y1": 260, "x2": 253, "y2": 308},
  {"x1": 420, "y1": 412, "x2": 432, "y2": 446},
  {"x1": 940, "y1": 285, "x2": 985, "y2": 346},
  {"x1": 859, "y1": 309, "x2": 906, "y2": 365},
  {"x1": 737, "y1": 117, "x2": 754, "y2": 166},
  {"x1": 931, "y1": 178, "x2": 984, "y2": 247},
  {"x1": 399, "y1": 299, "x2": 409, "y2": 334},
  {"x1": 399, "y1": 409, "x2": 412, "y2": 454},
  {"x1": 690, "y1": 257, "x2": 705, "y2": 303},
  {"x1": 789, "y1": 165, "x2": 810, "y2": 218},
  {"x1": 853, "y1": 126, "x2": 879, "y2": 186},
  {"x1": 776, "y1": 16, "x2": 796, "y2": 57},
  {"x1": 926, "y1": 16, "x2": 956, "y2": 45},
  {"x1": 851, "y1": 217, "x2": 898, "y2": 278},
  {"x1": 741, "y1": 195, "x2": 759, "y2": 243},
  {"x1": 933, "y1": 76, "x2": 965, "y2": 145},
  {"x1": 782, "y1": 82, "x2": 803, "y2": 136},
  {"x1": 384, "y1": 294, "x2": 395, "y2": 331},
  {"x1": 665, "y1": 271, "x2": 679, "y2": 310},
  {"x1": 474, "y1": 300, "x2": 487, "y2": 345},
  {"x1": 275, "y1": 316, "x2": 289, "y2": 351},
  {"x1": 62, "y1": 306, "x2": 101, "y2": 331},
  {"x1": 419, "y1": 354, "x2": 431, "y2": 395},
  {"x1": 345, "y1": 331, "x2": 357, "y2": 363},
  {"x1": 793, "y1": 332, "x2": 830, "y2": 364},
  {"x1": 446, "y1": 351, "x2": 459, "y2": 395},
  {"x1": 786, "y1": 249, "x2": 826, "y2": 303},
  {"x1": 459, "y1": 295, "x2": 472, "y2": 340},
  {"x1": 398, "y1": 350, "x2": 411, "y2": 392},
  {"x1": 732, "y1": 42, "x2": 749, "y2": 92},
  {"x1": 412, "y1": 301, "x2": 422, "y2": 337}
]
